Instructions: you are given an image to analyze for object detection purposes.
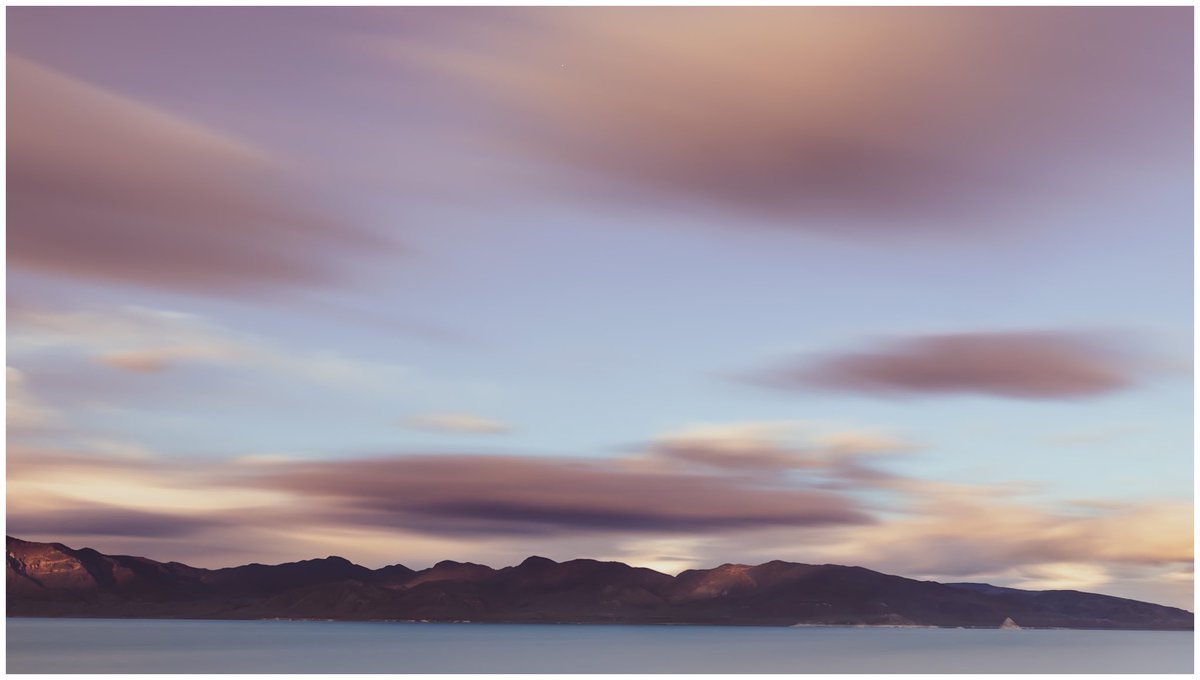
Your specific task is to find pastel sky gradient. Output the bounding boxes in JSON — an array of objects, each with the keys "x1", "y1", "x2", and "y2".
[{"x1": 6, "y1": 7, "x2": 1194, "y2": 609}]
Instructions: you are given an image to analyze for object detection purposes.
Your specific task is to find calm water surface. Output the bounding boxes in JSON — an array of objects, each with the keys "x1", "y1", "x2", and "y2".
[{"x1": 6, "y1": 617, "x2": 1193, "y2": 673}]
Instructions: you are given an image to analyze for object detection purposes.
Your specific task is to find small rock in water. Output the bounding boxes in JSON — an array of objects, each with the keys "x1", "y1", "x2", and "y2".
[{"x1": 999, "y1": 617, "x2": 1022, "y2": 630}]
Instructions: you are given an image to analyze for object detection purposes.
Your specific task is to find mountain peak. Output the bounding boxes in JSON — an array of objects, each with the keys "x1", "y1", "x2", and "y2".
[{"x1": 518, "y1": 555, "x2": 557, "y2": 568}]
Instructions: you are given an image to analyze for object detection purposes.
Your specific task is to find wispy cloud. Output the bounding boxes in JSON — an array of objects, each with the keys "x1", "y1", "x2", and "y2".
[
  {"x1": 7, "y1": 503, "x2": 230, "y2": 539},
  {"x1": 646, "y1": 420, "x2": 915, "y2": 472},
  {"x1": 248, "y1": 453, "x2": 871, "y2": 536},
  {"x1": 6, "y1": 429, "x2": 1190, "y2": 605},
  {"x1": 6, "y1": 367, "x2": 60, "y2": 432},
  {"x1": 8, "y1": 304, "x2": 419, "y2": 393},
  {"x1": 369, "y1": 7, "x2": 1188, "y2": 231},
  {"x1": 7, "y1": 56, "x2": 393, "y2": 296},
  {"x1": 403, "y1": 412, "x2": 514, "y2": 435},
  {"x1": 753, "y1": 331, "x2": 1145, "y2": 400},
  {"x1": 816, "y1": 480, "x2": 1193, "y2": 578}
]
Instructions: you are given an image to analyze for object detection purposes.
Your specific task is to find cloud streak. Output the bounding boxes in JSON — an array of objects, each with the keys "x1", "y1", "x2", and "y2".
[
  {"x1": 7, "y1": 56, "x2": 390, "y2": 295},
  {"x1": 377, "y1": 7, "x2": 1189, "y2": 230},
  {"x1": 7, "y1": 504, "x2": 228, "y2": 539},
  {"x1": 248, "y1": 454, "x2": 871, "y2": 536},
  {"x1": 7, "y1": 304, "x2": 426, "y2": 395},
  {"x1": 7, "y1": 367, "x2": 60, "y2": 432},
  {"x1": 757, "y1": 331, "x2": 1141, "y2": 399},
  {"x1": 819, "y1": 480, "x2": 1194, "y2": 577},
  {"x1": 7, "y1": 432, "x2": 1191, "y2": 606},
  {"x1": 403, "y1": 413, "x2": 513, "y2": 435},
  {"x1": 646, "y1": 421, "x2": 915, "y2": 472}
]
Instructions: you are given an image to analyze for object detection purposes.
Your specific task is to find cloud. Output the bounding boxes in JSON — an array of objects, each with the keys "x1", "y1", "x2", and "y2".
[
  {"x1": 6, "y1": 445, "x2": 283, "y2": 513},
  {"x1": 1011, "y1": 562, "x2": 1112, "y2": 591},
  {"x1": 8, "y1": 304, "x2": 422, "y2": 394},
  {"x1": 7, "y1": 56, "x2": 390, "y2": 295},
  {"x1": 6, "y1": 434, "x2": 1190, "y2": 606},
  {"x1": 646, "y1": 420, "x2": 915, "y2": 472},
  {"x1": 9, "y1": 443, "x2": 871, "y2": 539},
  {"x1": 404, "y1": 412, "x2": 513, "y2": 435},
  {"x1": 375, "y1": 7, "x2": 1188, "y2": 230},
  {"x1": 756, "y1": 331, "x2": 1141, "y2": 399},
  {"x1": 97, "y1": 351, "x2": 191, "y2": 374},
  {"x1": 813, "y1": 430, "x2": 918, "y2": 456},
  {"x1": 7, "y1": 367, "x2": 60, "y2": 432},
  {"x1": 248, "y1": 453, "x2": 872, "y2": 536},
  {"x1": 7, "y1": 304, "x2": 254, "y2": 389},
  {"x1": 816, "y1": 480, "x2": 1194, "y2": 577},
  {"x1": 6, "y1": 504, "x2": 228, "y2": 539},
  {"x1": 10, "y1": 305, "x2": 242, "y2": 373}
]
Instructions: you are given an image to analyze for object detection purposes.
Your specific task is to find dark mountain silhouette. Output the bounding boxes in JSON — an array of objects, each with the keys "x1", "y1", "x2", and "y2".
[{"x1": 5, "y1": 536, "x2": 1191, "y2": 629}]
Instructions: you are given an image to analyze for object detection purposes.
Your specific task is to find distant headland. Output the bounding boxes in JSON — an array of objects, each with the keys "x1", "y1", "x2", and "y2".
[{"x1": 6, "y1": 536, "x2": 1192, "y2": 630}]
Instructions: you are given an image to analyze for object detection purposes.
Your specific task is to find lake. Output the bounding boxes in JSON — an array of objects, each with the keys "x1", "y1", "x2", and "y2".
[{"x1": 6, "y1": 618, "x2": 1193, "y2": 673}]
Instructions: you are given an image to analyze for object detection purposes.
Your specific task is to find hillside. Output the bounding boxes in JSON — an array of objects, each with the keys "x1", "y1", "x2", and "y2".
[{"x1": 6, "y1": 536, "x2": 1191, "y2": 630}]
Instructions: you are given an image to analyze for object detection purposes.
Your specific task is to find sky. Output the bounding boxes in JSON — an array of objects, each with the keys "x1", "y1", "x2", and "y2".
[{"x1": 5, "y1": 6, "x2": 1194, "y2": 609}]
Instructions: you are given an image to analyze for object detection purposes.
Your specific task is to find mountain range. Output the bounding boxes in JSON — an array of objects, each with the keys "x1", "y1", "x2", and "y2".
[{"x1": 6, "y1": 536, "x2": 1192, "y2": 630}]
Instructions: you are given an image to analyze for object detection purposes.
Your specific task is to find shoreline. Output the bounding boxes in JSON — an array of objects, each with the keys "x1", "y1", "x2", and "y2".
[{"x1": 6, "y1": 615, "x2": 1193, "y2": 632}]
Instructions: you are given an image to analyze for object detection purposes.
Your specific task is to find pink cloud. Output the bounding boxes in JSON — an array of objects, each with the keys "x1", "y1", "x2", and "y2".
[
  {"x1": 761, "y1": 331, "x2": 1141, "y2": 399},
  {"x1": 7, "y1": 56, "x2": 391, "y2": 295},
  {"x1": 7, "y1": 441, "x2": 1190, "y2": 606},
  {"x1": 376, "y1": 7, "x2": 1188, "y2": 230},
  {"x1": 249, "y1": 454, "x2": 871, "y2": 536}
]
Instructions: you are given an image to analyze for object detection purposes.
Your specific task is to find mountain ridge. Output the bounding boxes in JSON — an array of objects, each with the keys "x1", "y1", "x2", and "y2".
[{"x1": 6, "y1": 536, "x2": 1191, "y2": 630}]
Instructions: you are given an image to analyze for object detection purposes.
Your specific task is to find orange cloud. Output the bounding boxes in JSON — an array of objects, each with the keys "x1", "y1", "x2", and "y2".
[
  {"x1": 647, "y1": 421, "x2": 915, "y2": 472},
  {"x1": 819, "y1": 480, "x2": 1193, "y2": 576}
]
